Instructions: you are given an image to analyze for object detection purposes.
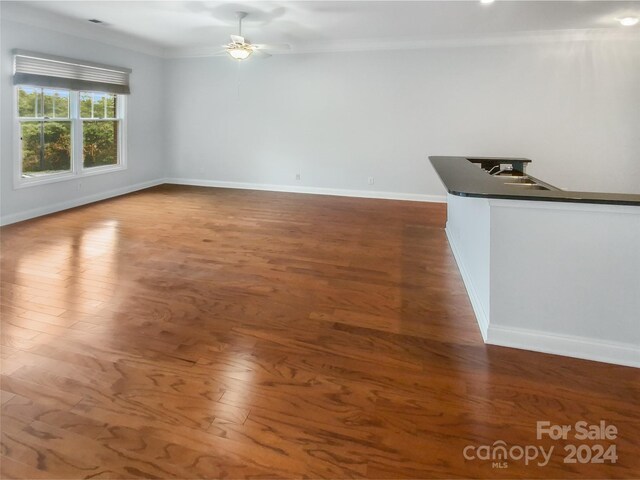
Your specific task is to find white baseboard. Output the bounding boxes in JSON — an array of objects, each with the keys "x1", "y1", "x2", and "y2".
[
  {"x1": 1, "y1": 177, "x2": 444, "y2": 227},
  {"x1": 0, "y1": 178, "x2": 165, "y2": 226},
  {"x1": 487, "y1": 325, "x2": 640, "y2": 368},
  {"x1": 165, "y1": 178, "x2": 446, "y2": 203},
  {"x1": 445, "y1": 226, "x2": 489, "y2": 340}
]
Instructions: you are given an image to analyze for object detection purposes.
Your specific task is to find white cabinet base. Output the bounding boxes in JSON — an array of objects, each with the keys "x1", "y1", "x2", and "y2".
[{"x1": 445, "y1": 194, "x2": 640, "y2": 368}]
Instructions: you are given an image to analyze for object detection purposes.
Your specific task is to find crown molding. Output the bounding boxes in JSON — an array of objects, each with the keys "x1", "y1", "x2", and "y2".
[
  {"x1": 294, "y1": 28, "x2": 640, "y2": 53},
  {"x1": 0, "y1": 2, "x2": 165, "y2": 58},
  {"x1": 164, "y1": 27, "x2": 640, "y2": 59}
]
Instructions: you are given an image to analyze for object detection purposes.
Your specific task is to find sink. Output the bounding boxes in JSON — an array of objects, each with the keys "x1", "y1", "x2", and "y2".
[
  {"x1": 495, "y1": 172, "x2": 557, "y2": 192},
  {"x1": 501, "y1": 176, "x2": 535, "y2": 184},
  {"x1": 504, "y1": 183, "x2": 549, "y2": 191}
]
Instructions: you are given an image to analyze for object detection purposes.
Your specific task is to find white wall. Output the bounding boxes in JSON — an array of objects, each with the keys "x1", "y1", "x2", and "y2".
[
  {"x1": 1, "y1": 19, "x2": 638, "y2": 222},
  {"x1": 165, "y1": 38, "x2": 640, "y2": 198},
  {"x1": 0, "y1": 19, "x2": 166, "y2": 223}
]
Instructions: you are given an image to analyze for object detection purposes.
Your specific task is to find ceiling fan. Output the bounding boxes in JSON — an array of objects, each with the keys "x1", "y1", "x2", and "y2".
[{"x1": 219, "y1": 11, "x2": 290, "y2": 61}]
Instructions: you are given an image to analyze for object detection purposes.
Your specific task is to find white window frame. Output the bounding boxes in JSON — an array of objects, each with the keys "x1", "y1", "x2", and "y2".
[{"x1": 13, "y1": 86, "x2": 127, "y2": 189}]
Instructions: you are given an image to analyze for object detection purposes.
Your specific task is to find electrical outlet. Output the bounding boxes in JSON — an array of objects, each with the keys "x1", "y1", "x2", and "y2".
[
  {"x1": 368, "y1": 176, "x2": 375, "y2": 185},
  {"x1": 295, "y1": 173, "x2": 301, "y2": 181}
]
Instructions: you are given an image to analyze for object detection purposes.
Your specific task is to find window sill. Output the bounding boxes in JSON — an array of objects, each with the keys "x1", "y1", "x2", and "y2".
[
  {"x1": 80, "y1": 164, "x2": 127, "y2": 178},
  {"x1": 14, "y1": 164, "x2": 127, "y2": 189}
]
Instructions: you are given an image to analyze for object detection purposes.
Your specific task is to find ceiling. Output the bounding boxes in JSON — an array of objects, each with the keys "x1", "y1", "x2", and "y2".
[{"x1": 2, "y1": 1, "x2": 640, "y2": 57}]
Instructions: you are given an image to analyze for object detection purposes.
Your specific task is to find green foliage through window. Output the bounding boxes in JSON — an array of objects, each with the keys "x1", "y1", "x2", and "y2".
[
  {"x1": 18, "y1": 86, "x2": 69, "y2": 119},
  {"x1": 83, "y1": 121, "x2": 118, "y2": 168},
  {"x1": 20, "y1": 121, "x2": 72, "y2": 175},
  {"x1": 80, "y1": 92, "x2": 117, "y2": 119}
]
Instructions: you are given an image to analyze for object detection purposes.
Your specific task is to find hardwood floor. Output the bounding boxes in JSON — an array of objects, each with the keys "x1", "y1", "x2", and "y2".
[{"x1": 1, "y1": 184, "x2": 638, "y2": 479}]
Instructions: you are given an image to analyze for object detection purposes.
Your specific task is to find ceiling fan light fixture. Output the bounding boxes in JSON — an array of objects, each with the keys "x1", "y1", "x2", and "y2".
[{"x1": 227, "y1": 46, "x2": 252, "y2": 60}]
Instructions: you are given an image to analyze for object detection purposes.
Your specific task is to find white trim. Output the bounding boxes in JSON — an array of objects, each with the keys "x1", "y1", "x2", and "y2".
[
  {"x1": 78, "y1": 163, "x2": 126, "y2": 178},
  {"x1": 14, "y1": 171, "x2": 77, "y2": 188},
  {"x1": 445, "y1": 226, "x2": 489, "y2": 340},
  {"x1": 0, "y1": 179, "x2": 164, "y2": 226},
  {"x1": 487, "y1": 325, "x2": 640, "y2": 369},
  {"x1": 164, "y1": 178, "x2": 446, "y2": 203}
]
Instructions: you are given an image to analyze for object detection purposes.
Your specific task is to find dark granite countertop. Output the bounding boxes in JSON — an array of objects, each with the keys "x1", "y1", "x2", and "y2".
[{"x1": 429, "y1": 156, "x2": 640, "y2": 206}]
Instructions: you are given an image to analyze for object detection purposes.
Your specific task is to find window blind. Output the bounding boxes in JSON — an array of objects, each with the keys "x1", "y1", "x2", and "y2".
[{"x1": 13, "y1": 50, "x2": 131, "y2": 95}]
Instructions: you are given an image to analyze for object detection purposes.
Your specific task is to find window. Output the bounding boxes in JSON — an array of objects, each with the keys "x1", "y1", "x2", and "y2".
[
  {"x1": 13, "y1": 50, "x2": 130, "y2": 188},
  {"x1": 16, "y1": 87, "x2": 126, "y2": 186},
  {"x1": 80, "y1": 92, "x2": 121, "y2": 169},
  {"x1": 18, "y1": 87, "x2": 72, "y2": 178}
]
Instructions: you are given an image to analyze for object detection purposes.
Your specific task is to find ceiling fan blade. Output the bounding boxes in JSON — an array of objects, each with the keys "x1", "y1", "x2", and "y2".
[
  {"x1": 194, "y1": 50, "x2": 230, "y2": 58},
  {"x1": 252, "y1": 49, "x2": 272, "y2": 59},
  {"x1": 252, "y1": 43, "x2": 291, "y2": 51},
  {"x1": 230, "y1": 34, "x2": 245, "y2": 45}
]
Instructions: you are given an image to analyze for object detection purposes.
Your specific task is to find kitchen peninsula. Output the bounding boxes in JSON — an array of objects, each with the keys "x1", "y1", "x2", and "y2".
[{"x1": 430, "y1": 156, "x2": 640, "y2": 368}]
